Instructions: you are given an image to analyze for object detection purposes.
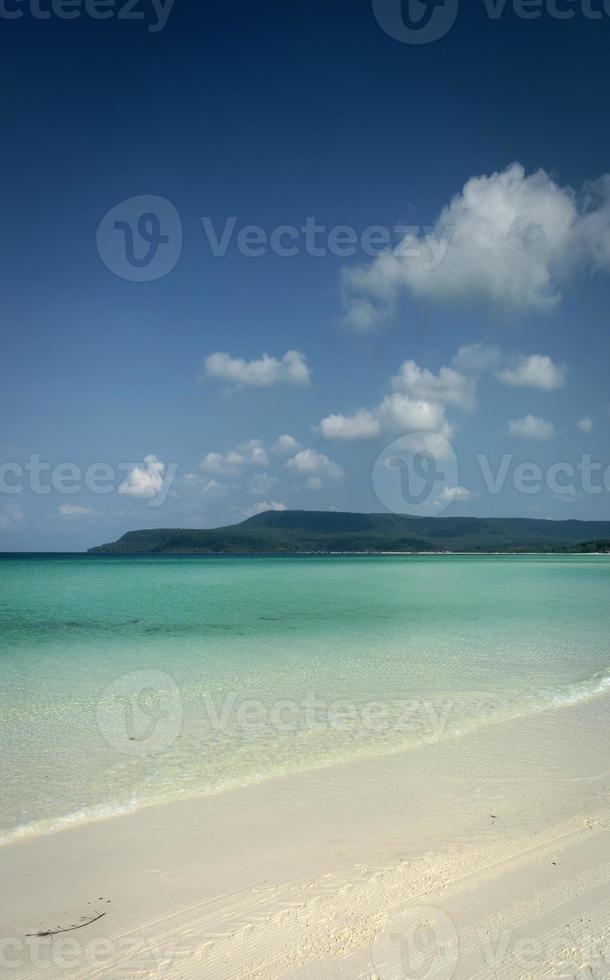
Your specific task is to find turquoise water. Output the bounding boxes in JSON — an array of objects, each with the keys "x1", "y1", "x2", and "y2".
[{"x1": 1, "y1": 554, "x2": 609, "y2": 845}]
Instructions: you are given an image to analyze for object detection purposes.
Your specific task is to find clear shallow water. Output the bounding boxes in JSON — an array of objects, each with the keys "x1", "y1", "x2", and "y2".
[{"x1": 1, "y1": 554, "x2": 609, "y2": 845}]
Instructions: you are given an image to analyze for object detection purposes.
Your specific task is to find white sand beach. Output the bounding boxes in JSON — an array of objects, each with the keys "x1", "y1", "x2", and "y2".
[{"x1": 1, "y1": 690, "x2": 609, "y2": 980}]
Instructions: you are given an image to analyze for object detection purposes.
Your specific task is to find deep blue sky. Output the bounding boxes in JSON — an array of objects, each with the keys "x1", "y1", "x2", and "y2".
[{"x1": 1, "y1": 0, "x2": 610, "y2": 549}]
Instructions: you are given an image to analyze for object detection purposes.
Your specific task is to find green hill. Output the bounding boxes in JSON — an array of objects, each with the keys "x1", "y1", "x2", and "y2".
[{"x1": 88, "y1": 511, "x2": 610, "y2": 555}]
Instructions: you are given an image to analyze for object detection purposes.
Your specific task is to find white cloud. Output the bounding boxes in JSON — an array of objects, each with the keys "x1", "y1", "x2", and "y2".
[
  {"x1": 319, "y1": 408, "x2": 381, "y2": 440},
  {"x1": 119, "y1": 455, "x2": 166, "y2": 498},
  {"x1": 319, "y1": 356, "x2": 471, "y2": 444},
  {"x1": 271, "y1": 434, "x2": 301, "y2": 455},
  {"x1": 573, "y1": 173, "x2": 610, "y2": 271},
  {"x1": 58, "y1": 504, "x2": 98, "y2": 517},
  {"x1": 242, "y1": 500, "x2": 287, "y2": 518},
  {"x1": 376, "y1": 394, "x2": 452, "y2": 437},
  {"x1": 497, "y1": 354, "x2": 566, "y2": 390},
  {"x1": 439, "y1": 486, "x2": 473, "y2": 502},
  {"x1": 341, "y1": 163, "x2": 610, "y2": 328},
  {"x1": 183, "y1": 474, "x2": 228, "y2": 497},
  {"x1": 391, "y1": 360, "x2": 476, "y2": 410},
  {"x1": 0, "y1": 504, "x2": 24, "y2": 530},
  {"x1": 577, "y1": 416, "x2": 593, "y2": 433},
  {"x1": 201, "y1": 439, "x2": 269, "y2": 475},
  {"x1": 204, "y1": 350, "x2": 310, "y2": 387},
  {"x1": 286, "y1": 449, "x2": 343, "y2": 482},
  {"x1": 452, "y1": 343, "x2": 502, "y2": 373},
  {"x1": 509, "y1": 415, "x2": 555, "y2": 440}
]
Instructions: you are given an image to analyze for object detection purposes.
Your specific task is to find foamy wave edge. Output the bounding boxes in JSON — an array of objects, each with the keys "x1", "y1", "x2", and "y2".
[
  {"x1": 0, "y1": 799, "x2": 141, "y2": 848},
  {"x1": 2, "y1": 667, "x2": 609, "y2": 849}
]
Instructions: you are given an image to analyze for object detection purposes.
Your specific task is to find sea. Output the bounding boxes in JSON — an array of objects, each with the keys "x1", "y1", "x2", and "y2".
[{"x1": 1, "y1": 553, "x2": 609, "y2": 846}]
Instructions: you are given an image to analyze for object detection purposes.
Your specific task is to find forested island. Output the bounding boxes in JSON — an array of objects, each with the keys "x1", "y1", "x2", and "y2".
[{"x1": 89, "y1": 510, "x2": 610, "y2": 555}]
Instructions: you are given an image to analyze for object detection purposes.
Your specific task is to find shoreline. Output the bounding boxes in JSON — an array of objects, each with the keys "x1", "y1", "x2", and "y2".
[
  {"x1": 2, "y1": 691, "x2": 610, "y2": 978},
  {"x1": 2, "y1": 550, "x2": 610, "y2": 557},
  {"x1": 3, "y1": 658, "x2": 610, "y2": 851}
]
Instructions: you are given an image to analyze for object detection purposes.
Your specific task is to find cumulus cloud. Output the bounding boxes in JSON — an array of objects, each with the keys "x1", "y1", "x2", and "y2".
[
  {"x1": 119, "y1": 455, "x2": 168, "y2": 498},
  {"x1": 286, "y1": 449, "x2": 343, "y2": 484},
  {"x1": 391, "y1": 360, "x2": 476, "y2": 410},
  {"x1": 183, "y1": 475, "x2": 228, "y2": 497},
  {"x1": 201, "y1": 440, "x2": 269, "y2": 475},
  {"x1": 271, "y1": 434, "x2": 301, "y2": 455},
  {"x1": 58, "y1": 504, "x2": 98, "y2": 517},
  {"x1": 319, "y1": 409, "x2": 381, "y2": 440},
  {"x1": 376, "y1": 394, "x2": 452, "y2": 437},
  {"x1": 341, "y1": 163, "x2": 610, "y2": 329},
  {"x1": 242, "y1": 500, "x2": 287, "y2": 518},
  {"x1": 577, "y1": 416, "x2": 593, "y2": 433},
  {"x1": 497, "y1": 354, "x2": 566, "y2": 390},
  {"x1": 452, "y1": 343, "x2": 502, "y2": 373},
  {"x1": 204, "y1": 350, "x2": 310, "y2": 387},
  {"x1": 319, "y1": 357, "x2": 467, "y2": 444},
  {"x1": 509, "y1": 415, "x2": 555, "y2": 440},
  {"x1": 439, "y1": 486, "x2": 473, "y2": 502}
]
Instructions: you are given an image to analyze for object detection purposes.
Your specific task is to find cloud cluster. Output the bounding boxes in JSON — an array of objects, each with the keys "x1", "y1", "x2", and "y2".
[
  {"x1": 182, "y1": 474, "x2": 228, "y2": 497},
  {"x1": 452, "y1": 343, "x2": 502, "y2": 373},
  {"x1": 201, "y1": 439, "x2": 269, "y2": 476},
  {"x1": 319, "y1": 358, "x2": 464, "y2": 445},
  {"x1": 439, "y1": 486, "x2": 473, "y2": 503},
  {"x1": 204, "y1": 350, "x2": 310, "y2": 387},
  {"x1": 271, "y1": 434, "x2": 301, "y2": 455},
  {"x1": 341, "y1": 163, "x2": 610, "y2": 330},
  {"x1": 509, "y1": 415, "x2": 555, "y2": 441},
  {"x1": 391, "y1": 360, "x2": 476, "y2": 410},
  {"x1": 285, "y1": 449, "x2": 343, "y2": 490},
  {"x1": 497, "y1": 354, "x2": 566, "y2": 390},
  {"x1": 197, "y1": 435, "x2": 343, "y2": 497},
  {"x1": 119, "y1": 455, "x2": 167, "y2": 498},
  {"x1": 319, "y1": 345, "x2": 569, "y2": 463}
]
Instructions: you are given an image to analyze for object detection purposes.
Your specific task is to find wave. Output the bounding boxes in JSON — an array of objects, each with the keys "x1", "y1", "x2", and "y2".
[
  {"x1": 0, "y1": 799, "x2": 141, "y2": 848},
  {"x1": 2, "y1": 666, "x2": 610, "y2": 849}
]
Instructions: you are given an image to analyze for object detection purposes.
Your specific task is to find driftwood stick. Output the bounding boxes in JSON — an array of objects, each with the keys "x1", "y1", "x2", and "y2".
[{"x1": 26, "y1": 911, "x2": 106, "y2": 938}]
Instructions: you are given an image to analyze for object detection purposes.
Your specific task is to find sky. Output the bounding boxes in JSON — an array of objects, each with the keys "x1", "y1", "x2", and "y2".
[{"x1": 1, "y1": 0, "x2": 610, "y2": 550}]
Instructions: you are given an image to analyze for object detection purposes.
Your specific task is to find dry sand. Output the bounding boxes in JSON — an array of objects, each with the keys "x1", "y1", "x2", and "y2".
[{"x1": 1, "y1": 692, "x2": 609, "y2": 979}]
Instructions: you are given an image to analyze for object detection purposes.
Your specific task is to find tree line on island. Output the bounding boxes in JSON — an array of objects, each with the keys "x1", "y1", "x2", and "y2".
[{"x1": 88, "y1": 511, "x2": 610, "y2": 556}]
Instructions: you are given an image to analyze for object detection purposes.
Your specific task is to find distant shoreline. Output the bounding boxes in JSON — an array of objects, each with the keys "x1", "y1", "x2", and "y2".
[{"x1": 2, "y1": 550, "x2": 610, "y2": 558}]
